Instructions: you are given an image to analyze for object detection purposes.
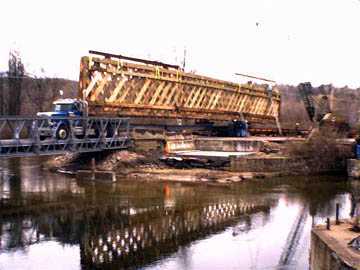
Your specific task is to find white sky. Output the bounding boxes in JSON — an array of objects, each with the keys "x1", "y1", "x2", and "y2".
[{"x1": 1, "y1": 0, "x2": 360, "y2": 87}]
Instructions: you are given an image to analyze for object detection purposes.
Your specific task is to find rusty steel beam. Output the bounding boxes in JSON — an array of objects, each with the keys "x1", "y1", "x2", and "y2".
[
  {"x1": 89, "y1": 50, "x2": 180, "y2": 70},
  {"x1": 235, "y1": 73, "x2": 276, "y2": 83}
]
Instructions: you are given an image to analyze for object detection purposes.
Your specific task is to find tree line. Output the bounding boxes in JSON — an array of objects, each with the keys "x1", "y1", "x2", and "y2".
[{"x1": 0, "y1": 49, "x2": 77, "y2": 116}]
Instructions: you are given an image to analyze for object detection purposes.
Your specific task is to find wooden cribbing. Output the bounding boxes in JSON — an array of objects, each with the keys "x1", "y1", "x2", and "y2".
[{"x1": 79, "y1": 56, "x2": 281, "y2": 122}]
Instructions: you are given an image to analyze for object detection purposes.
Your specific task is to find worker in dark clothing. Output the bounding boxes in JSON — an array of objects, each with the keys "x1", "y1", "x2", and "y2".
[
  {"x1": 350, "y1": 181, "x2": 360, "y2": 232},
  {"x1": 295, "y1": 122, "x2": 300, "y2": 136},
  {"x1": 354, "y1": 136, "x2": 360, "y2": 160},
  {"x1": 232, "y1": 120, "x2": 249, "y2": 137}
]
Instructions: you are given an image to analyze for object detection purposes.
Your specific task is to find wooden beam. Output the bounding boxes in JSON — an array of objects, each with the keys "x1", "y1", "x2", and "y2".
[
  {"x1": 90, "y1": 73, "x2": 110, "y2": 102},
  {"x1": 189, "y1": 87, "x2": 203, "y2": 108},
  {"x1": 156, "y1": 83, "x2": 173, "y2": 105},
  {"x1": 134, "y1": 79, "x2": 152, "y2": 104},
  {"x1": 83, "y1": 72, "x2": 102, "y2": 99},
  {"x1": 149, "y1": 81, "x2": 166, "y2": 105},
  {"x1": 194, "y1": 88, "x2": 207, "y2": 108},
  {"x1": 105, "y1": 77, "x2": 127, "y2": 103},
  {"x1": 164, "y1": 84, "x2": 178, "y2": 106}
]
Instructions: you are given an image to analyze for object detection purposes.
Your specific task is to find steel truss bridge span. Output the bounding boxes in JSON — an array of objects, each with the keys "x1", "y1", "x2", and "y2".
[
  {"x1": 0, "y1": 117, "x2": 130, "y2": 158},
  {"x1": 80, "y1": 54, "x2": 281, "y2": 124}
]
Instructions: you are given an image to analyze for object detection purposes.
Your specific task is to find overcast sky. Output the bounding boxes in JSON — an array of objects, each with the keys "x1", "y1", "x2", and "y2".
[{"x1": 1, "y1": 0, "x2": 360, "y2": 87}]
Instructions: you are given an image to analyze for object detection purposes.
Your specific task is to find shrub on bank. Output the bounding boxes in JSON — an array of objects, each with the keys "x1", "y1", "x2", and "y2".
[{"x1": 285, "y1": 129, "x2": 353, "y2": 174}]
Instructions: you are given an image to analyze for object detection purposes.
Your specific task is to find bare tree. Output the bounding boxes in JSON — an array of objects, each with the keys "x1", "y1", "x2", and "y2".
[
  {"x1": 27, "y1": 68, "x2": 50, "y2": 112},
  {"x1": 7, "y1": 49, "x2": 25, "y2": 115}
]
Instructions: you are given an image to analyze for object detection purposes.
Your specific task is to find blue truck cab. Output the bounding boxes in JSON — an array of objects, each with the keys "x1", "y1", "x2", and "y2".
[
  {"x1": 53, "y1": 99, "x2": 84, "y2": 117},
  {"x1": 36, "y1": 99, "x2": 87, "y2": 140}
]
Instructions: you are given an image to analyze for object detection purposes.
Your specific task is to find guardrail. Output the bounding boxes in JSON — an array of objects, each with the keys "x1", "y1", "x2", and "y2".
[{"x1": 0, "y1": 117, "x2": 130, "y2": 157}]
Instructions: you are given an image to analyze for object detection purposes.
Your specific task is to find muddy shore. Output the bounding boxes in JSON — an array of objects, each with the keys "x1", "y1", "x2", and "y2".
[
  {"x1": 45, "y1": 134, "x2": 353, "y2": 184},
  {"x1": 45, "y1": 150, "x2": 273, "y2": 184}
]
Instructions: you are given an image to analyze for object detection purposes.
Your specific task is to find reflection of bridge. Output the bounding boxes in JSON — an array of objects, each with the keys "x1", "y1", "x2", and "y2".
[
  {"x1": 0, "y1": 194, "x2": 271, "y2": 269},
  {"x1": 81, "y1": 200, "x2": 269, "y2": 269}
]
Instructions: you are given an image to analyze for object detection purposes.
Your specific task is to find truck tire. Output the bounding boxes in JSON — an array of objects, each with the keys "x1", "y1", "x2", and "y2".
[{"x1": 56, "y1": 125, "x2": 69, "y2": 140}]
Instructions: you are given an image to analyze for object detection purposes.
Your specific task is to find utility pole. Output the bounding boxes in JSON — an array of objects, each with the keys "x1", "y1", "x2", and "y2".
[
  {"x1": 182, "y1": 47, "x2": 187, "y2": 71},
  {"x1": 0, "y1": 74, "x2": 3, "y2": 115}
]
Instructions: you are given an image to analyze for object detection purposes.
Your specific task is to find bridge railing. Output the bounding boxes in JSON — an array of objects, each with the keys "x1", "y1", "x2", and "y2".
[{"x1": 0, "y1": 117, "x2": 130, "y2": 157}]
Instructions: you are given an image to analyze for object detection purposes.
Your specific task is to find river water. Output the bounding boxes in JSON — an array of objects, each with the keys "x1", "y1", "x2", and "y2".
[{"x1": 0, "y1": 158, "x2": 356, "y2": 270}]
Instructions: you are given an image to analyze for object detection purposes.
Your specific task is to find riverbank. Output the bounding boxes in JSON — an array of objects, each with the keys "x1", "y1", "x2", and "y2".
[
  {"x1": 46, "y1": 150, "x2": 270, "y2": 184},
  {"x1": 46, "y1": 131, "x2": 354, "y2": 184}
]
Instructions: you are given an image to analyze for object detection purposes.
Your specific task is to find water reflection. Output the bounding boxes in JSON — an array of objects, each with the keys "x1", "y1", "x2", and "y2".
[
  {"x1": 0, "y1": 158, "x2": 84, "y2": 202},
  {"x1": 0, "y1": 158, "x2": 354, "y2": 270},
  {"x1": 81, "y1": 199, "x2": 272, "y2": 269}
]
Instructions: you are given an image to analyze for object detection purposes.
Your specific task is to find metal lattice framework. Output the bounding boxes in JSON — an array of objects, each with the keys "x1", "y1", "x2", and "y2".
[
  {"x1": 0, "y1": 117, "x2": 130, "y2": 157},
  {"x1": 79, "y1": 55, "x2": 281, "y2": 123}
]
